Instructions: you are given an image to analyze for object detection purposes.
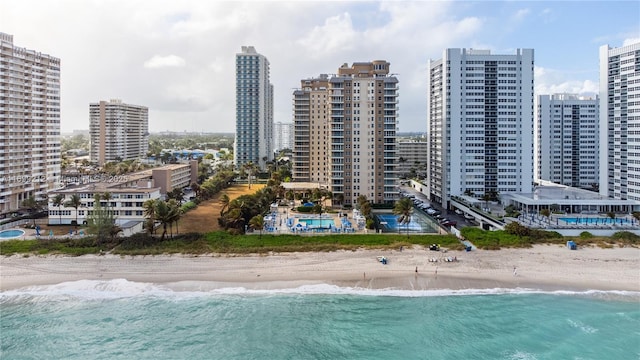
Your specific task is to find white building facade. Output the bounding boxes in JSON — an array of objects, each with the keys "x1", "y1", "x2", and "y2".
[
  {"x1": 0, "y1": 32, "x2": 61, "y2": 213},
  {"x1": 235, "y1": 46, "x2": 273, "y2": 170},
  {"x1": 89, "y1": 99, "x2": 149, "y2": 165},
  {"x1": 599, "y1": 42, "x2": 640, "y2": 201},
  {"x1": 274, "y1": 121, "x2": 293, "y2": 153},
  {"x1": 48, "y1": 184, "x2": 161, "y2": 226},
  {"x1": 536, "y1": 94, "x2": 599, "y2": 190},
  {"x1": 329, "y1": 61, "x2": 399, "y2": 206},
  {"x1": 427, "y1": 48, "x2": 534, "y2": 208}
]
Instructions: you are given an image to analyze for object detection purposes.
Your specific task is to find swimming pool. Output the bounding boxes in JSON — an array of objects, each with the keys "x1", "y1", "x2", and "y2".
[
  {"x1": 375, "y1": 211, "x2": 439, "y2": 233},
  {"x1": 0, "y1": 229, "x2": 26, "y2": 239},
  {"x1": 558, "y1": 217, "x2": 631, "y2": 225},
  {"x1": 298, "y1": 218, "x2": 335, "y2": 228}
]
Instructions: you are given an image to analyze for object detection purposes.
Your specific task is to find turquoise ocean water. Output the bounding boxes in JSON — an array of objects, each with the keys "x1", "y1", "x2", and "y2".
[{"x1": 1, "y1": 280, "x2": 639, "y2": 360}]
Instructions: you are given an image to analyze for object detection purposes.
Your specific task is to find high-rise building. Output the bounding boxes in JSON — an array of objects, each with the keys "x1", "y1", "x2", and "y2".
[
  {"x1": 274, "y1": 121, "x2": 294, "y2": 152},
  {"x1": 235, "y1": 46, "x2": 273, "y2": 170},
  {"x1": 535, "y1": 94, "x2": 599, "y2": 189},
  {"x1": 329, "y1": 61, "x2": 399, "y2": 206},
  {"x1": 89, "y1": 99, "x2": 149, "y2": 166},
  {"x1": 427, "y1": 48, "x2": 534, "y2": 208},
  {"x1": 292, "y1": 75, "x2": 330, "y2": 183},
  {"x1": 599, "y1": 42, "x2": 640, "y2": 200},
  {"x1": 0, "y1": 32, "x2": 61, "y2": 213},
  {"x1": 397, "y1": 141, "x2": 428, "y2": 178}
]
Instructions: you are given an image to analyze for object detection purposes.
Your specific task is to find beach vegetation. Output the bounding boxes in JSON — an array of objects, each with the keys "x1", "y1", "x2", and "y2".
[
  {"x1": 1, "y1": 226, "x2": 637, "y2": 256},
  {"x1": 610, "y1": 231, "x2": 640, "y2": 245},
  {"x1": 0, "y1": 232, "x2": 463, "y2": 256},
  {"x1": 86, "y1": 196, "x2": 121, "y2": 245},
  {"x1": 579, "y1": 231, "x2": 593, "y2": 239}
]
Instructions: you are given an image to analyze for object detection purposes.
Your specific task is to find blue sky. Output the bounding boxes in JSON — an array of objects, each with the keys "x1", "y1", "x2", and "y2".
[{"x1": 1, "y1": 0, "x2": 638, "y2": 133}]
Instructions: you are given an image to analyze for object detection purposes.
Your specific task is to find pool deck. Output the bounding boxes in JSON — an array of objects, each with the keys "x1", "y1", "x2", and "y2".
[
  {"x1": 261, "y1": 207, "x2": 365, "y2": 234},
  {"x1": 514, "y1": 213, "x2": 640, "y2": 231}
]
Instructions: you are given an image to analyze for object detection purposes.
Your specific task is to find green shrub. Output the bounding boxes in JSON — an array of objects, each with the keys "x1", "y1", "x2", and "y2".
[
  {"x1": 180, "y1": 201, "x2": 197, "y2": 212},
  {"x1": 296, "y1": 206, "x2": 313, "y2": 213},
  {"x1": 579, "y1": 231, "x2": 593, "y2": 239}
]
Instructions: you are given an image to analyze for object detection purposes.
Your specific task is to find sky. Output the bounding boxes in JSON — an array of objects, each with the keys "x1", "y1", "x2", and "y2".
[{"x1": 1, "y1": 0, "x2": 639, "y2": 134}]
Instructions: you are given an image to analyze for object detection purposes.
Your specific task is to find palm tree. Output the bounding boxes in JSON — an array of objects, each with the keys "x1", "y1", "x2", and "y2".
[
  {"x1": 167, "y1": 199, "x2": 181, "y2": 237},
  {"x1": 102, "y1": 192, "x2": 112, "y2": 219},
  {"x1": 143, "y1": 199, "x2": 157, "y2": 235},
  {"x1": 243, "y1": 161, "x2": 256, "y2": 189},
  {"x1": 393, "y1": 197, "x2": 414, "y2": 237},
  {"x1": 64, "y1": 194, "x2": 82, "y2": 228},
  {"x1": 540, "y1": 208, "x2": 551, "y2": 225},
  {"x1": 154, "y1": 200, "x2": 172, "y2": 241},
  {"x1": 21, "y1": 196, "x2": 40, "y2": 226},
  {"x1": 249, "y1": 215, "x2": 265, "y2": 239},
  {"x1": 219, "y1": 194, "x2": 230, "y2": 216},
  {"x1": 313, "y1": 203, "x2": 324, "y2": 228},
  {"x1": 191, "y1": 182, "x2": 201, "y2": 199},
  {"x1": 52, "y1": 194, "x2": 65, "y2": 225}
]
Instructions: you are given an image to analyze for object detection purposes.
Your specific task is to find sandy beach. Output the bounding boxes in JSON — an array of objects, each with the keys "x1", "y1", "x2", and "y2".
[{"x1": 1, "y1": 244, "x2": 638, "y2": 292}]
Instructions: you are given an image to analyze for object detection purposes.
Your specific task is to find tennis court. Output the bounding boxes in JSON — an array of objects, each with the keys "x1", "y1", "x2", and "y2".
[{"x1": 375, "y1": 211, "x2": 439, "y2": 233}]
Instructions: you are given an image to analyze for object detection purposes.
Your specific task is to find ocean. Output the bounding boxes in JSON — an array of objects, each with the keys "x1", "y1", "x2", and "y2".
[{"x1": 1, "y1": 280, "x2": 639, "y2": 360}]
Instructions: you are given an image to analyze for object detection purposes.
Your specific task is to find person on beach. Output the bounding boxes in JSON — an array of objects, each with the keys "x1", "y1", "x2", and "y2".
[
  {"x1": 415, "y1": 266, "x2": 418, "y2": 273},
  {"x1": 435, "y1": 266, "x2": 438, "y2": 276},
  {"x1": 513, "y1": 266, "x2": 518, "y2": 276}
]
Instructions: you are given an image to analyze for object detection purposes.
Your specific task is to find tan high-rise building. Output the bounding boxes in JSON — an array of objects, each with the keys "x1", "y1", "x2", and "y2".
[
  {"x1": 292, "y1": 74, "x2": 330, "y2": 184},
  {"x1": 0, "y1": 32, "x2": 61, "y2": 213},
  {"x1": 329, "y1": 61, "x2": 399, "y2": 206},
  {"x1": 89, "y1": 99, "x2": 149, "y2": 166}
]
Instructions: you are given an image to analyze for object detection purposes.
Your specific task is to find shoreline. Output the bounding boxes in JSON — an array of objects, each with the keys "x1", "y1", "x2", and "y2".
[{"x1": 1, "y1": 245, "x2": 639, "y2": 293}]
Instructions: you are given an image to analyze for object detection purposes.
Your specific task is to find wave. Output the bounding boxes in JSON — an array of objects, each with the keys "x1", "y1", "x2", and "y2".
[{"x1": 1, "y1": 279, "x2": 639, "y2": 302}]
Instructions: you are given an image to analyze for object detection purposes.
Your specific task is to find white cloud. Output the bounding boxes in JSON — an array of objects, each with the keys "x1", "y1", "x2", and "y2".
[
  {"x1": 297, "y1": 13, "x2": 358, "y2": 57},
  {"x1": 513, "y1": 8, "x2": 530, "y2": 22},
  {"x1": 1, "y1": 0, "x2": 630, "y2": 133},
  {"x1": 623, "y1": 38, "x2": 640, "y2": 46},
  {"x1": 143, "y1": 55, "x2": 186, "y2": 69},
  {"x1": 534, "y1": 66, "x2": 598, "y2": 96}
]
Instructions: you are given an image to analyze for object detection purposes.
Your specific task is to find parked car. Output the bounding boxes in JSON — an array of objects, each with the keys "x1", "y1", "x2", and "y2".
[{"x1": 442, "y1": 220, "x2": 457, "y2": 227}]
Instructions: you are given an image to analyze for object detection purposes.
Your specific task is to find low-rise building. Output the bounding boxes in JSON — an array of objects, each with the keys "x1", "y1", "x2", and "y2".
[
  {"x1": 151, "y1": 162, "x2": 198, "y2": 194},
  {"x1": 47, "y1": 182, "x2": 161, "y2": 227}
]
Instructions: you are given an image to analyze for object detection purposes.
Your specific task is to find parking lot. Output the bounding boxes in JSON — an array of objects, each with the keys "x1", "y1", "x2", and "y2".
[{"x1": 398, "y1": 185, "x2": 476, "y2": 230}]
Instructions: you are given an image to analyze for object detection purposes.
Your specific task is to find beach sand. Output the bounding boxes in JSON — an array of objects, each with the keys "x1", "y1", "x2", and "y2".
[{"x1": 1, "y1": 245, "x2": 638, "y2": 292}]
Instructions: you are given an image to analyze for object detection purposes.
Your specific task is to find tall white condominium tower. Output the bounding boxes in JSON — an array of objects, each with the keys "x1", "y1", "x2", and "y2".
[
  {"x1": 273, "y1": 121, "x2": 293, "y2": 152},
  {"x1": 599, "y1": 42, "x2": 640, "y2": 200},
  {"x1": 89, "y1": 99, "x2": 149, "y2": 166},
  {"x1": 329, "y1": 61, "x2": 399, "y2": 206},
  {"x1": 235, "y1": 46, "x2": 274, "y2": 170},
  {"x1": 0, "y1": 32, "x2": 61, "y2": 213},
  {"x1": 427, "y1": 49, "x2": 534, "y2": 208},
  {"x1": 536, "y1": 94, "x2": 599, "y2": 189},
  {"x1": 292, "y1": 75, "x2": 330, "y2": 183}
]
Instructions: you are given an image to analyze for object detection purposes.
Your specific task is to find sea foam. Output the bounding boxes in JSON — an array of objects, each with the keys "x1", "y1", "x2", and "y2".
[{"x1": 1, "y1": 279, "x2": 639, "y2": 301}]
